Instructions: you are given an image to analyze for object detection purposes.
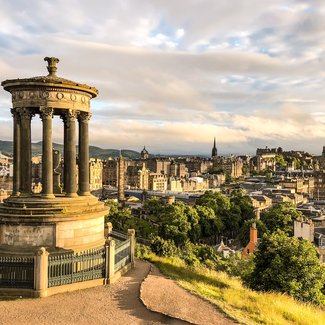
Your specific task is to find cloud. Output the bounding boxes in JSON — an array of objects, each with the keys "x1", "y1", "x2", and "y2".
[{"x1": 0, "y1": 0, "x2": 325, "y2": 155}]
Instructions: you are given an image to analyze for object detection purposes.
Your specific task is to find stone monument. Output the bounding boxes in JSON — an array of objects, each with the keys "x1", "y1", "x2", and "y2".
[{"x1": 0, "y1": 57, "x2": 108, "y2": 252}]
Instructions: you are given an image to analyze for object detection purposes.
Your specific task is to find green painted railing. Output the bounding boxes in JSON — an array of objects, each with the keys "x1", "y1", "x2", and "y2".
[
  {"x1": 114, "y1": 239, "x2": 131, "y2": 272},
  {"x1": 0, "y1": 255, "x2": 34, "y2": 289},
  {"x1": 48, "y1": 247, "x2": 105, "y2": 287}
]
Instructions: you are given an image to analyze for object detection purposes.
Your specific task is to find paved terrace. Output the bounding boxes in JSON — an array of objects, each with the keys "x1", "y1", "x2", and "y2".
[{"x1": 0, "y1": 259, "x2": 235, "y2": 325}]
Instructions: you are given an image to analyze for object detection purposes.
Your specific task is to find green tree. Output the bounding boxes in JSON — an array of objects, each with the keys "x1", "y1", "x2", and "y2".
[
  {"x1": 107, "y1": 206, "x2": 133, "y2": 231},
  {"x1": 275, "y1": 154, "x2": 286, "y2": 168},
  {"x1": 230, "y1": 189, "x2": 255, "y2": 226},
  {"x1": 248, "y1": 230, "x2": 325, "y2": 304},
  {"x1": 261, "y1": 202, "x2": 302, "y2": 236},
  {"x1": 195, "y1": 205, "x2": 223, "y2": 238},
  {"x1": 104, "y1": 199, "x2": 119, "y2": 218},
  {"x1": 143, "y1": 196, "x2": 165, "y2": 220},
  {"x1": 158, "y1": 201, "x2": 192, "y2": 246},
  {"x1": 185, "y1": 205, "x2": 201, "y2": 243},
  {"x1": 196, "y1": 191, "x2": 230, "y2": 220},
  {"x1": 150, "y1": 236, "x2": 179, "y2": 257}
]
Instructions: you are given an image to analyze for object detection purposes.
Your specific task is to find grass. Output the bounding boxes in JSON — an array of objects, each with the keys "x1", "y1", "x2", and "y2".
[{"x1": 141, "y1": 253, "x2": 325, "y2": 325}]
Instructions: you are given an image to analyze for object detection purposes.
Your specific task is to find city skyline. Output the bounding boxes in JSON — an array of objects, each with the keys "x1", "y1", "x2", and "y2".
[{"x1": 0, "y1": 1, "x2": 325, "y2": 155}]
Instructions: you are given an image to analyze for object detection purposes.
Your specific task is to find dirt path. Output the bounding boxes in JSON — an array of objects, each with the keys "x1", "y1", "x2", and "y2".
[
  {"x1": 0, "y1": 260, "x2": 187, "y2": 325},
  {"x1": 140, "y1": 265, "x2": 236, "y2": 325}
]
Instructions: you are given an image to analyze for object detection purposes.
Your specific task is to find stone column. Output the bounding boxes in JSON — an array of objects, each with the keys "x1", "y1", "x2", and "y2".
[
  {"x1": 34, "y1": 247, "x2": 49, "y2": 298},
  {"x1": 78, "y1": 112, "x2": 91, "y2": 196},
  {"x1": 18, "y1": 108, "x2": 33, "y2": 196},
  {"x1": 128, "y1": 229, "x2": 136, "y2": 267},
  {"x1": 63, "y1": 119, "x2": 67, "y2": 191},
  {"x1": 11, "y1": 109, "x2": 20, "y2": 196},
  {"x1": 105, "y1": 239, "x2": 115, "y2": 284},
  {"x1": 104, "y1": 222, "x2": 113, "y2": 238},
  {"x1": 63, "y1": 110, "x2": 77, "y2": 197},
  {"x1": 40, "y1": 107, "x2": 54, "y2": 198}
]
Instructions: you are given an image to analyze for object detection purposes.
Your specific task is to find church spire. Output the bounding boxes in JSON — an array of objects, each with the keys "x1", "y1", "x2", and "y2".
[{"x1": 212, "y1": 137, "x2": 217, "y2": 158}]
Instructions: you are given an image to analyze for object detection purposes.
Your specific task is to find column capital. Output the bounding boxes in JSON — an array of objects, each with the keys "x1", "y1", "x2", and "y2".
[
  {"x1": 10, "y1": 108, "x2": 19, "y2": 120},
  {"x1": 78, "y1": 111, "x2": 92, "y2": 123},
  {"x1": 40, "y1": 107, "x2": 53, "y2": 120},
  {"x1": 61, "y1": 109, "x2": 77, "y2": 127},
  {"x1": 17, "y1": 107, "x2": 34, "y2": 120}
]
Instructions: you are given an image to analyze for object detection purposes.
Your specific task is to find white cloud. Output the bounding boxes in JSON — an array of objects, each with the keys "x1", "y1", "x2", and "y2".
[{"x1": 0, "y1": 0, "x2": 325, "y2": 154}]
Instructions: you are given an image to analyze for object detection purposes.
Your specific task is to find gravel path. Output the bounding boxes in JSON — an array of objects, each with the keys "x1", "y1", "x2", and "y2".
[
  {"x1": 140, "y1": 265, "x2": 236, "y2": 325},
  {"x1": 0, "y1": 260, "x2": 187, "y2": 325}
]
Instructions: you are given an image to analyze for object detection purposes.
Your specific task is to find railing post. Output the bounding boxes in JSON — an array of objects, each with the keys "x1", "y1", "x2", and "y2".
[
  {"x1": 128, "y1": 229, "x2": 136, "y2": 267},
  {"x1": 34, "y1": 247, "x2": 49, "y2": 298},
  {"x1": 104, "y1": 222, "x2": 113, "y2": 238},
  {"x1": 105, "y1": 239, "x2": 115, "y2": 284}
]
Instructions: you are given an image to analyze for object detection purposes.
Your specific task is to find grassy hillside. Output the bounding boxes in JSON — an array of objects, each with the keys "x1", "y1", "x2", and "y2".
[
  {"x1": 139, "y1": 251, "x2": 325, "y2": 325},
  {"x1": 0, "y1": 140, "x2": 140, "y2": 159}
]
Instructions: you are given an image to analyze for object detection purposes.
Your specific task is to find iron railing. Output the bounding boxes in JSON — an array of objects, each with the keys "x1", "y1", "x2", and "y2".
[
  {"x1": 114, "y1": 239, "x2": 131, "y2": 272},
  {"x1": 48, "y1": 247, "x2": 105, "y2": 287},
  {"x1": 0, "y1": 255, "x2": 34, "y2": 289},
  {"x1": 110, "y1": 230, "x2": 128, "y2": 242}
]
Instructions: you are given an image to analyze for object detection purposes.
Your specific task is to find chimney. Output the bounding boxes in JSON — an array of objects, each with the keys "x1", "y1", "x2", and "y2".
[{"x1": 250, "y1": 222, "x2": 257, "y2": 243}]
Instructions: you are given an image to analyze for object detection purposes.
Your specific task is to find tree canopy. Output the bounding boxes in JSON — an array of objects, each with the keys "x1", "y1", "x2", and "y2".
[
  {"x1": 248, "y1": 230, "x2": 325, "y2": 304},
  {"x1": 261, "y1": 202, "x2": 302, "y2": 236}
]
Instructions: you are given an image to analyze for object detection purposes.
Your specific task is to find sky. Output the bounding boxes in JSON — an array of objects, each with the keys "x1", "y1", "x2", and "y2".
[{"x1": 0, "y1": 0, "x2": 324, "y2": 156}]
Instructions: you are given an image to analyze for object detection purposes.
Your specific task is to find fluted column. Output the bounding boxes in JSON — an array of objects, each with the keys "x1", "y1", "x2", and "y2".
[
  {"x1": 63, "y1": 110, "x2": 77, "y2": 197},
  {"x1": 18, "y1": 108, "x2": 33, "y2": 196},
  {"x1": 11, "y1": 109, "x2": 20, "y2": 196},
  {"x1": 40, "y1": 107, "x2": 54, "y2": 198},
  {"x1": 78, "y1": 112, "x2": 91, "y2": 196}
]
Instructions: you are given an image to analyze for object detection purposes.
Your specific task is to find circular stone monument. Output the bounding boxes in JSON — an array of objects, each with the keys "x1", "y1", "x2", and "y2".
[{"x1": 0, "y1": 57, "x2": 108, "y2": 252}]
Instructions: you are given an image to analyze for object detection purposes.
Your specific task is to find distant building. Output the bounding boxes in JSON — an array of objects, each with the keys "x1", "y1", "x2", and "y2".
[
  {"x1": 215, "y1": 239, "x2": 235, "y2": 258},
  {"x1": 118, "y1": 154, "x2": 125, "y2": 202},
  {"x1": 102, "y1": 158, "x2": 119, "y2": 187},
  {"x1": 294, "y1": 218, "x2": 325, "y2": 263},
  {"x1": 242, "y1": 223, "x2": 258, "y2": 257},
  {"x1": 320, "y1": 146, "x2": 325, "y2": 169},
  {"x1": 149, "y1": 173, "x2": 167, "y2": 191},
  {"x1": 211, "y1": 137, "x2": 217, "y2": 158},
  {"x1": 314, "y1": 171, "x2": 325, "y2": 201},
  {"x1": 89, "y1": 158, "x2": 103, "y2": 191},
  {"x1": 213, "y1": 156, "x2": 243, "y2": 178},
  {"x1": 126, "y1": 163, "x2": 150, "y2": 190},
  {"x1": 140, "y1": 146, "x2": 149, "y2": 160},
  {"x1": 147, "y1": 158, "x2": 171, "y2": 175}
]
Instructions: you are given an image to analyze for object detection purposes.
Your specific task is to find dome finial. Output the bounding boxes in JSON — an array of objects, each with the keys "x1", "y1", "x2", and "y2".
[{"x1": 44, "y1": 57, "x2": 60, "y2": 76}]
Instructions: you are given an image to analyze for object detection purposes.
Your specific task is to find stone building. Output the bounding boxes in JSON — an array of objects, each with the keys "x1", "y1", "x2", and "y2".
[
  {"x1": 0, "y1": 56, "x2": 108, "y2": 251},
  {"x1": 168, "y1": 177, "x2": 183, "y2": 192},
  {"x1": 117, "y1": 154, "x2": 125, "y2": 202},
  {"x1": 89, "y1": 158, "x2": 103, "y2": 191},
  {"x1": 314, "y1": 171, "x2": 325, "y2": 201},
  {"x1": 168, "y1": 161, "x2": 187, "y2": 178},
  {"x1": 214, "y1": 156, "x2": 243, "y2": 178},
  {"x1": 0, "y1": 57, "x2": 135, "y2": 298},
  {"x1": 185, "y1": 158, "x2": 211, "y2": 174},
  {"x1": 205, "y1": 173, "x2": 226, "y2": 188},
  {"x1": 149, "y1": 173, "x2": 168, "y2": 191},
  {"x1": 181, "y1": 177, "x2": 209, "y2": 192},
  {"x1": 211, "y1": 137, "x2": 218, "y2": 158},
  {"x1": 294, "y1": 218, "x2": 325, "y2": 262},
  {"x1": 319, "y1": 146, "x2": 325, "y2": 169},
  {"x1": 140, "y1": 146, "x2": 149, "y2": 160},
  {"x1": 147, "y1": 158, "x2": 171, "y2": 175},
  {"x1": 102, "y1": 158, "x2": 118, "y2": 187},
  {"x1": 126, "y1": 163, "x2": 150, "y2": 190}
]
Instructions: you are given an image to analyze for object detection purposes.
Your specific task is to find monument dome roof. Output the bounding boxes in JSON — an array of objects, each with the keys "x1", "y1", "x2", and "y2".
[{"x1": 1, "y1": 57, "x2": 98, "y2": 98}]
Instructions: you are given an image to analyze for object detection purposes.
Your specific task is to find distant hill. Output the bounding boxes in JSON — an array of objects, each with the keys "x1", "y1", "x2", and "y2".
[{"x1": 0, "y1": 140, "x2": 140, "y2": 159}]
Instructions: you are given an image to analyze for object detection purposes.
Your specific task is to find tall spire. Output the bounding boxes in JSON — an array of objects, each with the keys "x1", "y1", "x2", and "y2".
[{"x1": 212, "y1": 137, "x2": 218, "y2": 158}]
